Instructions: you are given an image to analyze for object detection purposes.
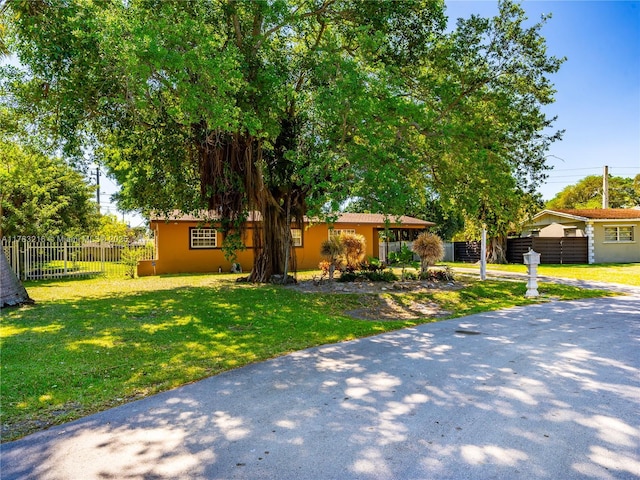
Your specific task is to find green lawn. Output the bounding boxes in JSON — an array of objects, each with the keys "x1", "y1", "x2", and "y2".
[
  {"x1": 446, "y1": 262, "x2": 640, "y2": 286},
  {"x1": 1, "y1": 273, "x2": 611, "y2": 442}
]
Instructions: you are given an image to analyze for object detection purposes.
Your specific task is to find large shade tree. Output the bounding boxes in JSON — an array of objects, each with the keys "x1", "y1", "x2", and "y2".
[{"x1": 2, "y1": 0, "x2": 563, "y2": 279}]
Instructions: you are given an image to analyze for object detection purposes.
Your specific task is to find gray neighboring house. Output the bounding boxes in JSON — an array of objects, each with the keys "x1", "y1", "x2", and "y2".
[{"x1": 521, "y1": 208, "x2": 640, "y2": 264}]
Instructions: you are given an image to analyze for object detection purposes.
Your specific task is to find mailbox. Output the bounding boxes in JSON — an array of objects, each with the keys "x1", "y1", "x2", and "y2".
[
  {"x1": 523, "y1": 249, "x2": 540, "y2": 266},
  {"x1": 523, "y1": 249, "x2": 540, "y2": 298}
]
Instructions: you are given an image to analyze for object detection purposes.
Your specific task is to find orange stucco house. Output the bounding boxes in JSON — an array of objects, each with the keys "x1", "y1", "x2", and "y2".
[{"x1": 138, "y1": 211, "x2": 434, "y2": 276}]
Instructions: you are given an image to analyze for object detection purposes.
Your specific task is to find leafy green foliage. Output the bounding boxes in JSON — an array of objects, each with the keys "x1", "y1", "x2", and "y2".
[
  {"x1": 546, "y1": 175, "x2": 640, "y2": 209},
  {"x1": 95, "y1": 214, "x2": 129, "y2": 239},
  {"x1": 0, "y1": 140, "x2": 99, "y2": 237},
  {"x1": 388, "y1": 244, "x2": 419, "y2": 280},
  {"x1": 120, "y1": 246, "x2": 145, "y2": 279},
  {"x1": 2, "y1": 0, "x2": 563, "y2": 279}
]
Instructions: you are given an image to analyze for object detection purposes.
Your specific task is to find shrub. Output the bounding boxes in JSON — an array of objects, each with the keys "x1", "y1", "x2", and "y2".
[
  {"x1": 388, "y1": 244, "x2": 418, "y2": 280},
  {"x1": 362, "y1": 257, "x2": 385, "y2": 273},
  {"x1": 121, "y1": 247, "x2": 146, "y2": 278},
  {"x1": 362, "y1": 269, "x2": 398, "y2": 282},
  {"x1": 425, "y1": 266, "x2": 455, "y2": 282},
  {"x1": 402, "y1": 270, "x2": 418, "y2": 280},
  {"x1": 318, "y1": 260, "x2": 331, "y2": 277},
  {"x1": 337, "y1": 271, "x2": 359, "y2": 282}
]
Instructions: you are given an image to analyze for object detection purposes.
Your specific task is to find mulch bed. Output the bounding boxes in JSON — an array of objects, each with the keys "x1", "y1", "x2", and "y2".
[{"x1": 288, "y1": 278, "x2": 463, "y2": 321}]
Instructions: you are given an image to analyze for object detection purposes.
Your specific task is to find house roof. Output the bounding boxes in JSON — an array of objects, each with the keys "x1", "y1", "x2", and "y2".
[
  {"x1": 330, "y1": 213, "x2": 434, "y2": 226},
  {"x1": 534, "y1": 208, "x2": 640, "y2": 221},
  {"x1": 151, "y1": 210, "x2": 434, "y2": 227}
]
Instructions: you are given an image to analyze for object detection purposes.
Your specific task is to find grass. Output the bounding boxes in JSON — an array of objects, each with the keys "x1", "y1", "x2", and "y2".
[
  {"x1": 1, "y1": 272, "x2": 612, "y2": 442},
  {"x1": 445, "y1": 262, "x2": 640, "y2": 286}
]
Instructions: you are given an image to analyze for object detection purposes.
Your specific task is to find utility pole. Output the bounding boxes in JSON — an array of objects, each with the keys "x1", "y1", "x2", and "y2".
[
  {"x1": 602, "y1": 165, "x2": 609, "y2": 209},
  {"x1": 96, "y1": 167, "x2": 101, "y2": 207}
]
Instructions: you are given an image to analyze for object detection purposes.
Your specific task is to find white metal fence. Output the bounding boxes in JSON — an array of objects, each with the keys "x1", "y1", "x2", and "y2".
[{"x1": 2, "y1": 235, "x2": 156, "y2": 281}]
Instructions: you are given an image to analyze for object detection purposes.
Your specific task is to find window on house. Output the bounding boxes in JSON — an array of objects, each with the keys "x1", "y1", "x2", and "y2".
[
  {"x1": 291, "y1": 228, "x2": 302, "y2": 247},
  {"x1": 604, "y1": 225, "x2": 634, "y2": 242},
  {"x1": 329, "y1": 229, "x2": 355, "y2": 240},
  {"x1": 190, "y1": 228, "x2": 217, "y2": 248}
]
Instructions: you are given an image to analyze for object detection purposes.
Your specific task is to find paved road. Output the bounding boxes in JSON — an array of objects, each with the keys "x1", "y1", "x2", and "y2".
[{"x1": 2, "y1": 290, "x2": 639, "y2": 479}]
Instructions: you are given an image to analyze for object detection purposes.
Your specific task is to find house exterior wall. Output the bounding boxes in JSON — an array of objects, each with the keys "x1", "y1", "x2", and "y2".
[
  {"x1": 591, "y1": 221, "x2": 640, "y2": 263},
  {"x1": 538, "y1": 222, "x2": 585, "y2": 237},
  {"x1": 138, "y1": 219, "x2": 424, "y2": 276},
  {"x1": 520, "y1": 211, "x2": 640, "y2": 264},
  {"x1": 521, "y1": 214, "x2": 586, "y2": 236}
]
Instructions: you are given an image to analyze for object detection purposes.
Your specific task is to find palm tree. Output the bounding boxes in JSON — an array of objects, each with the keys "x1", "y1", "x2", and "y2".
[
  {"x1": 412, "y1": 232, "x2": 444, "y2": 279},
  {"x1": 340, "y1": 233, "x2": 366, "y2": 271},
  {"x1": 1, "y1": 249, "x2": 33, "y2": 308},
  {"x1": 320, "y1": 236, "x2": 345, "y2": 281}
]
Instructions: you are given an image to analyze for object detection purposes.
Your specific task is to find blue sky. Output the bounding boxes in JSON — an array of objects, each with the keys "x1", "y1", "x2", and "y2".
[{"x1": 445, "y1": 0, "x2": 640, "y2": 200}]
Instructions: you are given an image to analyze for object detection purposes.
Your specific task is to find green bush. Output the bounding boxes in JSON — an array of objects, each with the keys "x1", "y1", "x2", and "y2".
[
  {"x1": 121, "y1": 247, "x2": 145, "y2": 278},
  {"x1": 424, "y1": 266, "x2": 455, "y2": 282},
  {"x1": 363, "y1": 269, "x2": 398, "y2": 282}
]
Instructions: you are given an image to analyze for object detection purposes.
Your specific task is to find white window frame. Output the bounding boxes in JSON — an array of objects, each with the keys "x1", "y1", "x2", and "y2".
[
  {"x1": 291, "y1": 228, "x2": 303, "y2": 247},
  {"x1": 603, "y1": 225, "x2": 635, "y2": 243},
  {"x1": 190, "y1": 227, "x2": 218, "y2": 248},
  {"x1": 328, "y1": 228, "x2": 355, "y2": 240}
]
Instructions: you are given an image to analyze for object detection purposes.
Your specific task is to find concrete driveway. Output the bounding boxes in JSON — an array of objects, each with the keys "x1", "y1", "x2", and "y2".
[{"x1": 2, "y1": 292, "x2": 639, "y2": 479}]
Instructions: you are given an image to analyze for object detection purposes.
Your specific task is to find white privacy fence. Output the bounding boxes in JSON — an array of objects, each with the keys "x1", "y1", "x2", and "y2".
[{"x1": 2, "y1": 235, "x2": 156, "y2": 281}]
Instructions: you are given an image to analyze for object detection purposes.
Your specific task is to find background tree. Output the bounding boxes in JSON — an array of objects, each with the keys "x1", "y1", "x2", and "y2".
[
  {"x1": 2, "y1": 0, "x2": 563, "y2": 276},
  {"x1": 0, "y1": 140, "x2": 99, "y2": 238},
  {"x1": 546, "y1": 174, "x2": 640, "y2": 209},
  {"x1": 95, "y1": 214, "x2": 130, "y2": 240}
]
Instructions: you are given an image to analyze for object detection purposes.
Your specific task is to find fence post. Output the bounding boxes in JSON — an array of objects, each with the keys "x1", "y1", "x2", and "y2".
[
  {"x1": 10, "y1": 238, "x2": 18, "y2": 280},
  {"x1": 24, "y1": 238, "x2": 29, "y2": 281},
  {"x1": 63, "y1": 238, "x2": 68, "y2": 275},
  {"x1": 101, "y1": 239, "x2": 105, "y2": 274}
]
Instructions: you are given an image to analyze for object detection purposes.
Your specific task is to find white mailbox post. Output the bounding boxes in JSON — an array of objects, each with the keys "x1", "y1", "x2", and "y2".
[{"x1": 523, "y1": 249, "x2": 541, "y2": 298}]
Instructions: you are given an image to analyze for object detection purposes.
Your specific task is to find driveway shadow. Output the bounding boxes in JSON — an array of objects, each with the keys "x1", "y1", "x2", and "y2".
[{"x1": 2, "y1": 295, "x2": 639, "y2": 479}]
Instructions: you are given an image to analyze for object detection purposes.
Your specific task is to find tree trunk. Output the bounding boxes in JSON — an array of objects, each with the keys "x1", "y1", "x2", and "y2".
[
  {"x1": 487, "y1": 235, "x2": 508, "y2": 264},
  {"x1": 0, "y1": 249, "x2": 33, "y2": 308},
  {"x1": 420, "y1": 258, "x2": 429, "y2": 278},
  {"x1": 196, "y1": 128, "x2": 303, "y2": 283},
  {"x1": 249, "y1": 198, "x2": 298, "y2": 282}
]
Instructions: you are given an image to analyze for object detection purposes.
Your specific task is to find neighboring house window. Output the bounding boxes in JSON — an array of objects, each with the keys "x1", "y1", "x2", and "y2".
[
  {"x1": 190, "y1": 227, "x2": 217, "y2": 248},
  {"x1": 604, "y1": 225, "x2": 635, "y2": 242},
  {"x1": 291, "y1": 228, "x2": 303, "y2": 247},
  {"x1": 329, "y1": 229, "x2": 355, "y2": 239}
]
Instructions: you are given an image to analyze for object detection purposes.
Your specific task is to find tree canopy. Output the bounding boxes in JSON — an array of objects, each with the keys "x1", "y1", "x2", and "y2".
[
  {"x1": 0, "y1": 139, "x2": 99, "y2": 238},
  {"x1": 546, "y1": 174, "x2": 640, "y2": 210},
  {"x1": 2, "y1": 0, "x2": 564, "y2": 277}
]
